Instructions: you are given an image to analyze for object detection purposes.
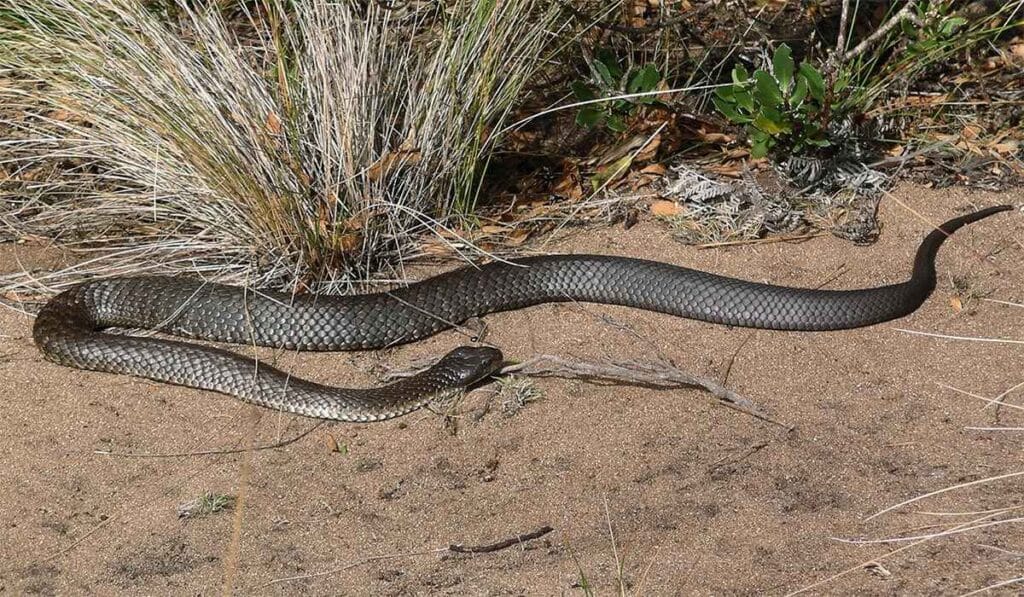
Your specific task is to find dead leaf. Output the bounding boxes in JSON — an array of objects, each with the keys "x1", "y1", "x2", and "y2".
[
  {"x1": 706, "y1": 162, "x2": 745, "y2": 177},
  {"x1": 335, "y1": 232, "x2": 362, "y2": 253},
  {"x1": 698, "y1": 127, "x2": 734, "y2": 144},
  {"x1": 507, "y1": 229, "x2": 530, "y2": 246},
  {"x1": 367, "y1": 148, "x2": 422, "y2": 182},
  {"x1": 634, "y1": 134, "x2": 662, "y2": 162},
  {"x1": 961, "y1": 124, "x2": 982, "y2": 141},
  {"x1": 950, "y1": 296, "x2": 963, "y2": 313},
  {"x1": 324, "y1": 434, "x2": 347, "y2": 454},
  {"x1": 266, "y1": 112, "x2": 283, "y2": 135},
  {"x1": 992, "y1": 141, "x2": 1019, "y2": 155},
  {"x1": 592, "y1": 134, "x2": 649, "y2": 166},
  {"x1": 553, "y1": 164, "x2": 583, "y2": 201},
  {"x1": 650, "y1": 200, "x2": 682, "y2": 217},
  {"x1": 640, "y1": 163, "x2": 668, "y2": 176},
  {"x1": 590, "y1": 154, "x2": 635, "y2": 191}
]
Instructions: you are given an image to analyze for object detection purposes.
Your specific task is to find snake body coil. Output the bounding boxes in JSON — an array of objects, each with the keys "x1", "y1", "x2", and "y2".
[{"x1": 33, "y1": 206, "x2": 1011, "y2": 421}]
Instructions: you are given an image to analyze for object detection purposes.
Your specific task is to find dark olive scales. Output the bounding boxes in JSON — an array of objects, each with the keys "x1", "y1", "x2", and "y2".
[{"x1": 34, "y1": 206, "x2": 1012, "y2": 421}]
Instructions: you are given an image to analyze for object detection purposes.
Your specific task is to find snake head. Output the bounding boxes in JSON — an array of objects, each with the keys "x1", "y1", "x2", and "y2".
[{"x1": 434, "y1": 346, "x2": 504, "y2": 386}]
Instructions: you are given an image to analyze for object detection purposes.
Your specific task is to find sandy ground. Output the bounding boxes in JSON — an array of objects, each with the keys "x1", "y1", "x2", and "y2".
[{"x1": 1, "y1": 184, "x2": 1022, "y2": 596}]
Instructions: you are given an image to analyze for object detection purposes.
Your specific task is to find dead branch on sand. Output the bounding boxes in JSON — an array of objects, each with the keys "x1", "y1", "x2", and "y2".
[{"x1": 383, "y1": 353, "x2": 791, "y2": 429}]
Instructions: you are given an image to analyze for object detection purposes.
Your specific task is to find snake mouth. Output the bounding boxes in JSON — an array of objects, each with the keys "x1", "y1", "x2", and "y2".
[{"x1": 434, "y1": 346, "x2": 505, "y2": 386}]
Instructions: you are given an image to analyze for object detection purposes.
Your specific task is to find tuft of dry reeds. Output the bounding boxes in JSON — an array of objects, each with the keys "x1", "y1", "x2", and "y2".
[{"x1": 0, "y1": 0, "x2": 567, "y2": 295}]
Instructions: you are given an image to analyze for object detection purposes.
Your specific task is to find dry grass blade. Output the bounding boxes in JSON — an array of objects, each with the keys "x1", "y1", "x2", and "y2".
[
  {"x1": 865, "y1": 471, "x2": 1024, "y2": 522},
  {"x1": 0, "y1": 0, "x2": 567, "y2": 294}
]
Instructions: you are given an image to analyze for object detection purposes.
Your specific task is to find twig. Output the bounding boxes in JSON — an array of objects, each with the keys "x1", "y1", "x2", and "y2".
[
  {"x1": 40, "y1": 515, "x2": 118, "y2": 563},
  {"x1": 502, "y1": 354, "x2": 791, "y2": 429},
  {"x1": 447, "y1": 525, "x2": 554, "y2": 554},
  {"x1": 835, "y1": 0, "x2": 852, "y2": 57},
  {"x1": 893, "y1": 328, "x2": 1024, "y2": 346},
  {"x1": 266, "y1": 526, "x2": 554, "y2": 586},
  {"x1": 696, "y1": 231, "x2": 827, "y2": 250},
  {"x1": 843, "y1": 1, "x2": 920, "y2": 62},
  {"x1": 381, "y1": 351, "x2": 788, "y2": 428},
  {"x1": 93, "y1": 422, "x2": 323, "y2": 458}
]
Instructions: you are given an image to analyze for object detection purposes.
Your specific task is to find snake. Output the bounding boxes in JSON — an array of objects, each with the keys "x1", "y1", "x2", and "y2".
[{"x1": 33, "y1": 205, "x2": 1011, "y2": 422}]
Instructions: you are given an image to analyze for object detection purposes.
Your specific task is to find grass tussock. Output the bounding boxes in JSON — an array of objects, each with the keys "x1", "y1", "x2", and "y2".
[{"x1": 0, "y1": 0, "x2": 566, "y2": 293}]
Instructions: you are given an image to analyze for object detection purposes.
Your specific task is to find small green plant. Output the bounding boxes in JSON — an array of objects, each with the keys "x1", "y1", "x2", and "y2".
[
  {"x1": 903, "y1": 2, "x2": 968, "y2": 57},
  {"x1": 496, "y1": 375, "x2": 541, "y2": 416},
  {"x1": 177, "y1": 491, "x2": 236, "y2": 519},
  {"x1": 571, "y1": 49, "x2": 662, "y2": 133},
  {"x1": 713, "y1": 44, "x2": 842, "y2": 159}
]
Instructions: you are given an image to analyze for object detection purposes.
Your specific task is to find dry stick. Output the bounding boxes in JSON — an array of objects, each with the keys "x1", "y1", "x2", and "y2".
[
  {"x1": 865, "y1": 470, "x2": 1024, "y2": 522},
  {"x1": 93, "y1": 421, "x2": 324, "y2": 458},
  {"x1": 835, "y1": 0, "x2": 853, "y2": 57},
  {"x1": 447, "y1": 525, "x2": 554, "y2": 554},
  {"x1": 380, "y1": 353, "x2": 787, "y2": 427},
  {"x1": 266, "y1": 527, "x2": 555, "y2": 586},
  {"x1": 39, "y1": 514, "x2": 118, "y2": 564},
  {"x1": 960, "y1": 576, "x2": 1024, "y2": 597},
  {"x1": 502, "y1": 355, "x2": 791, "y2": 429},
  {"x1": 843, "y1": 1, "x2": 921, "y2": 62}
]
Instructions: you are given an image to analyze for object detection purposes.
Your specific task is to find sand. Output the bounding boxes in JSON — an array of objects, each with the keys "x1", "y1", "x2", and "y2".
[{"x1": 1, "y1": 184, "x2": 1021, "y2": 595}]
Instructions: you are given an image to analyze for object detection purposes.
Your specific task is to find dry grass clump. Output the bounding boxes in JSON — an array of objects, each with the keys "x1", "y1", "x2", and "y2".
[{"x1": 0, "y1": 0, "x2": 566, "y2": 294}]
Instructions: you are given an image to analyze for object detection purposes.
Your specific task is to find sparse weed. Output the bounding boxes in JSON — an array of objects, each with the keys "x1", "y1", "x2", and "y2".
[
  {"x1": 497, "y1": 375, "x2": 542, "y2": 416},
  {"x1": 177, "y1": 491, "x2": 236, "y2": 519}
]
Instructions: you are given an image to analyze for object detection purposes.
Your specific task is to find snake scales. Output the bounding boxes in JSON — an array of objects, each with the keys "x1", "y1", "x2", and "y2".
[{"x1": 33, "y1": 205, "x2": 1011, "y2": 421}]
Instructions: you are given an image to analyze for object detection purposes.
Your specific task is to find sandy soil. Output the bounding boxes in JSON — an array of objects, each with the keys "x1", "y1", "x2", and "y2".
[{"x1": 1, "y1": 184, "x2": 1022, "y2": 596}]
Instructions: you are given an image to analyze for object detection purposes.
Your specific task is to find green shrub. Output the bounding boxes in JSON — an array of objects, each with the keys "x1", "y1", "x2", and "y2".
[
  {"x1": 571, "y1": 49, "x2": 662, "y2": 133},
  {"x1": 713, "y1": 44, "x2": 843, "y2": 159}
]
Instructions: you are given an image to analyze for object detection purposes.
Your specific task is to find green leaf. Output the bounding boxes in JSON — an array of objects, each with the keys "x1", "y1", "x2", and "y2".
[
  {"x1": 940, "y1": 17, "x2": 967, "y2": 37},
  {"x1": 713, "y1": 96, "x2": 751, "y2": 124},
  {"x1": 750, "y1": 137, "x2": 771, "y2": 159},
  {"x1": 761, "y1": 105, "x2": 790, "y2": 128},
  {"x1": 772, "y1": 44, "x2": 794, "y2": 95},
  {"x1": 590, "y1": 153, "x2": 634, "y2": 190},
  {"x1": 834, "y1": 70, "x2": 850, "y2": 94},
  {"x1": 798, "y1": 63, "x2": 825, "y2": 102},
  {"x1": 595, "y1": 48, "x2": 623, "y2": 82},
  {"x1": 575, "y1": 106, "x2": 604, "y2": 128},
  {"x1": 593, "y1": 59, "x2": 616, "y2": 89},
  {"x1": 732, "y1": 64, "x2": 750, "y2": 85},
  {"x1": 734, "y1": 89, "x2": 755, "y2": 112},
  {"x1": 570, "y1": 81, "x2": 596, "y2": 102},
  {"x1": 791, "y1": 75, "x2": 809, "y2": 107},
  {"x1": 605, "y1": 113, "x2": 627, "y2": 133},
  {"x1": 748, "y1": 128, "x2": 769, "y2": 143},
  {"x1": 715, "y1": 86, "x2": 736, "y2": 101},
  {"x1": 753, "y1": 70, "x2": 783, "y2": 108},
  {"x1": 627, "y1": 64, "x2": 661, "y2": 95},
  {"x1": 753, "y1": 107, "x2": 790, "y2": 135}
]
